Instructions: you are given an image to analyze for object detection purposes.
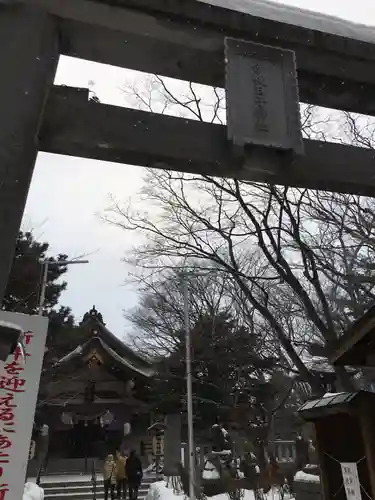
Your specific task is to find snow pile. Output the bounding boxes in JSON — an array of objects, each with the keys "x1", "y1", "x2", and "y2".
[
  {"x1": 294, "y1": 471, "x2": 320, "y2": 484},
  {"x1": 147, "y1": 481, "x2": 259, "y2": 500},
  {"x1": 146, "y1": 481, "x2": 184, "y2": 500},
  {"x1": 202, "y1": 461, "x2": 221, "y2": 480},
  {"x1": 144, "y1": 459, "x2": 163, "y2": 474},
  {"x1": 211, "y1": 450, "x2": 232, "y2": 457},
  {"x1": 198, "y1": 0, "x2": 375, "y2": 43},
  {"x1": 23, "y1": 482, "x2": 44, "y2": 500}
]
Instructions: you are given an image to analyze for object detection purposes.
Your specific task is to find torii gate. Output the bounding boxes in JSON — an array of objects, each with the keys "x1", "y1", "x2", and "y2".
[{"x1": 1, "y1": 0, "x2": 375, "y2": 304}]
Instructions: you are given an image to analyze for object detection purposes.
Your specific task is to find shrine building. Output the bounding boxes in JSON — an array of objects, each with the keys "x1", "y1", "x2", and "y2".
[{"x1": 29, "y1": 307, "x2": 155, "y2": 473}]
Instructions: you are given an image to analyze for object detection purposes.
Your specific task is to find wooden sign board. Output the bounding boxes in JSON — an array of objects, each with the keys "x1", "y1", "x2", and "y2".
[
  {"x1": 225, "y1": 38, "x2": 304, "y2": 155},
  {"x1": 341, "y1": 462, "x2": 362, "y2": 500},
  {"x1": 0, "y1": 312, "x2": 48, "y2": 500}
]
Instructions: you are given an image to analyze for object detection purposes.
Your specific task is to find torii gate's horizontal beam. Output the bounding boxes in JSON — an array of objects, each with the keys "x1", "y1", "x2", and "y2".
[
  {"x1": 26, "y1": 0, "x2": 375, "y2": 116},
  {"x1": 40, "y1": 87, "x2": 375, "y2": 196}
]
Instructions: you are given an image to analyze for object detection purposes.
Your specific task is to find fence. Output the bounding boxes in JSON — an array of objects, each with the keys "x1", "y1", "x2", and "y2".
[
  {"x1": 181, "y1": 440, "x2": 296, "y2": 466},
  {"x1": 272, "y1": 440, "x2": 297, "y2": 463}
]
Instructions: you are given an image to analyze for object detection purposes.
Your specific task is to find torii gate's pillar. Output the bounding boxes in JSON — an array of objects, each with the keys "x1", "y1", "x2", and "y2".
[{"x1": 0, "y1": 5, "x2": 59, "y2": 304}]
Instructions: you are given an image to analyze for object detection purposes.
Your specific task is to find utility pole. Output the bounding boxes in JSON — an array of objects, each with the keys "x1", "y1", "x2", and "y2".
[{"x1": 183, "y1": 275, "x2": 196, "y2": 500}]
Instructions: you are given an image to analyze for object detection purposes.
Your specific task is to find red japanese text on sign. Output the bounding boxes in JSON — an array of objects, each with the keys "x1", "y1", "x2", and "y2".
[
  {"x1": 0, "y1": 393, "x2": 15, "y2": 409},
  {"x1": 0, "y1": 313, "x2": 48, "y2": 500},
  {"x1": 0, "y1": 486, "x2": 9, "y2": 500},
  {"x1": 5, "y1": 361, "x2": 24, "y2": 376},
  {"x1": 13, "y1": 348, "x2": 30, "y2": 364},
  {"x1": 0, "y1": 376, "x2": 25, "y2": 394},
  {"x1": 0, "y1": 408, "x2": 14, "y2": 424},
  {"x1": 0, "y1": 436, "x2": 12, "y2": 452},
  {"x1": 24, "y1": 332, "x2": 34, "y2": 345}
]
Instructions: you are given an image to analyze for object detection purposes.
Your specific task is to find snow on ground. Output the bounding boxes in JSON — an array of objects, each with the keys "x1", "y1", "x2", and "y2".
[
  {"x1": 202, "y1": 461, "x2": 221, "y2": 480},
  {"x1": 294, "y1": 471, "x2": 320, "y2": 483},
  {"x1": 146, "y1": 481, "x2": 181, "y2": 500},
  {"x1": 146, "y1": 482, "x2": 257, "y2": 500},
  {"x1": 146, "y1": 480, "x2": 294, "y2": 500},
  {"x1": 23, "y1": 483, "x2": 44, "y2": 500}
]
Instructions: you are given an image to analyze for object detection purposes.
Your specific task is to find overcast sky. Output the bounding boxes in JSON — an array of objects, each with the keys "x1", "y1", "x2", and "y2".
[{"x1": 23, "y1": 0, "x2": 375, "y2": 338}]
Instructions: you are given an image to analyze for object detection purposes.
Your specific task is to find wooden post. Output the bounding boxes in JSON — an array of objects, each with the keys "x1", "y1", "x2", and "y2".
[
  {"x1": 0, "y1": 5, "x2": 59, "y2": 304},
  {"x1": 314, "y1": 423, "x2": 331, "y2": 500},
  {"x1": 359, "y1": 401, "x2": 375, "y2": 499},
  {"x1": 164, "y1": 414, "x2": 182, "y2": 476}
]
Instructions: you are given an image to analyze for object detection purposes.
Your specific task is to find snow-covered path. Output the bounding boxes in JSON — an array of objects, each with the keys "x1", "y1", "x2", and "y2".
[{"x1": 146, "y1": 480, "x2": 295, "y2": 500}]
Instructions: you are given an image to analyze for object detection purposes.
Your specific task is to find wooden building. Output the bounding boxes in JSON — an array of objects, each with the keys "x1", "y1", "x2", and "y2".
[
  {"x1": 298, "y1": 391, "x2": 375, "y2": 500},
  {"x1": 329, "y1": 305, "x2": 375, "y2": 391},
  {"x1": 295, "y1": 308, "x2": 375, "y2": 500},
  {"x1": 35, "y1": 307, "x2": 154, "y2": 462},
  {"x1": 331, "y1": 305, "x2": 375, "y2": 369}
]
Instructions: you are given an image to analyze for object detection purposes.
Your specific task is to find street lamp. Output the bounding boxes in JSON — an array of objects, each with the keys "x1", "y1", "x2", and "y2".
[{"x1": 38, "y1": 259, "x2": 89, "y2": 315}]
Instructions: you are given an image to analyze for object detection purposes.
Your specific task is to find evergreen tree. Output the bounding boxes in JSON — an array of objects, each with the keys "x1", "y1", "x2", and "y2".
[
  {"x1": 2, "y1": 231, "x2": 79, "y2": 411},
  {"x1": 3, "y1": 230, "x2": 79, "y2": 364},
  {"x1": 152, "y1": 312, "x2": 278, "y2": 439},
  {"x1": 3, "y1": 231, "x2": 68, "y2": 315}
]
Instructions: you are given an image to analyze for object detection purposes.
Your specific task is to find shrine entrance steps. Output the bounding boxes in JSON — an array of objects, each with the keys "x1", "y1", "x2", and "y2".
[
  {"x1": 27, "y1": 458, "x2": 104, "y2": 477},
  {"x1": 37, "y1": 474, "x2": 156, "y2": 500}
]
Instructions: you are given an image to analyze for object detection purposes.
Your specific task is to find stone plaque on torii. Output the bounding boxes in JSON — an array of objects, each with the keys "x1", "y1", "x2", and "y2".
[{"x1": 1, "y1": 0, "x2": 375, "y2": 304}]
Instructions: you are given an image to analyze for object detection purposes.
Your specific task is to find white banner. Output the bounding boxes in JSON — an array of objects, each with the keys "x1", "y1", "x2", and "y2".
[
  {"x1": 341, "y1": 462, "x2": 362, "y2": 500},
  {"x1": 0, "y1": 312, "x2": 48, "y2": 500}
]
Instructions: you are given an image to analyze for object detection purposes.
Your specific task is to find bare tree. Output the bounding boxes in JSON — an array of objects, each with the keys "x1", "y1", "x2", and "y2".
[
  {"x1": 302, "y1": 193, "x2": 375, "y2": 327},
  {"x1": 126, "y1": 264, "x2": 289, "y2": 366},
  {"x1": 298, "y1": 114, "x2": 375, "y2": 339},
  {"x1": 106, "y1": 75, "x2": 375, "y2": 394},
  {"x1": 126, "y1": 267, "x2": 236, "y2": 358},
  {"x1": 127, "y1": 265, "x2": 300, "y2": 452}
]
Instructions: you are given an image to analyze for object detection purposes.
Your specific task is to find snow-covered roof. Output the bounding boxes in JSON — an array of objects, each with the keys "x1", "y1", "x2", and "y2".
[
  {"x1": 97, "y1": 338, "x2": 154, "y2": 378},
  {"x1": 198, "y1": 0, "x2": 375, "y2": 44},
  {"x1": 56, "y1": 345, "x2": 83, "y2": 365},
  {"x1": 296, "y1": 355, "x2": 334, "y2": 374},
  {"x1": 55, "y1": 337, "x2": 154, "y2": 378},
  {"x1": 80, "y1": 309, "x2": 151, "y2": 368}
]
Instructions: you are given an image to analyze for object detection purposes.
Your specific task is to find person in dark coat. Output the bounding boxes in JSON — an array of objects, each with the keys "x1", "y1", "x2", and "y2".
[
  {"x1": 295, "y1": 435, "x2": 309, "y2": 470},
  {"x1": 125, "y1": 450, "x2": 143, "y2": 500}
]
